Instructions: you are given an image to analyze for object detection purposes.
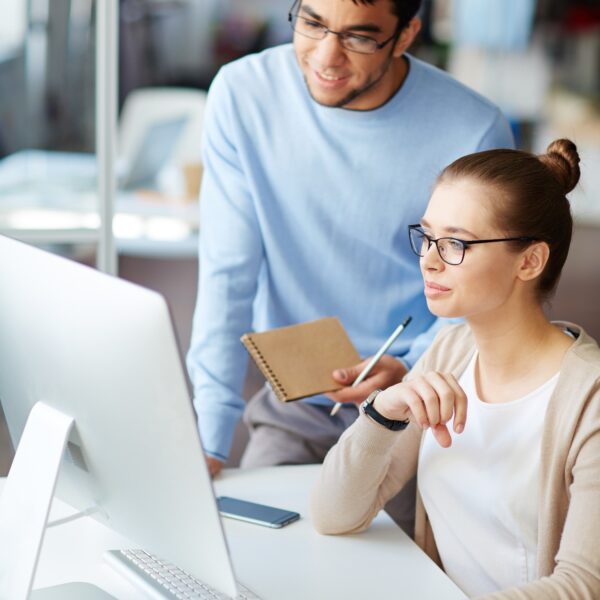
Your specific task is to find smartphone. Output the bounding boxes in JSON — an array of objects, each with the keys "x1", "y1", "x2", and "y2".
[{"x1": 217, "y1": 496, "x2": 300, "y2": 529}]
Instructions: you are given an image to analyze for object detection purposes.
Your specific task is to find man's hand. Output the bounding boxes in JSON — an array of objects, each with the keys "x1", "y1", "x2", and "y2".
[
  {"x1": 206, "y1": 455, "x2": 224, "y2": 478},
  {"x1": 326, "y1": 355, "x2": 408, "y2": 406},
  {"x1": 374, "y1": 372, "x2": 467, "y2": 448}
]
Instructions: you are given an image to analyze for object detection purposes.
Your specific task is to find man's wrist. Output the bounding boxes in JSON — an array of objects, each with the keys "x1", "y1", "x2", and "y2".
[{"x1": 204, "y1": 450, "x2": 227, "y2": 463}]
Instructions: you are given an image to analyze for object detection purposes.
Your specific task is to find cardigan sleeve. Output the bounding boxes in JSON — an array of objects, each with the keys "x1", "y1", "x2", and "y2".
[
  {"x1": 309, "y1": 339, "x2": 435, "y2": 535},
  {"x1": 310, "y1": 413, "x2": 422, "y2": 535}
]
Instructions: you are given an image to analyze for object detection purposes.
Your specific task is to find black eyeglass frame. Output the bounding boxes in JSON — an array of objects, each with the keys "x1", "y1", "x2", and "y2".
[
  {"x1": 287, "y1": 1, "x2": 400, "y2": 55},
  {"x1": 408, "y1": 224, "x2": 537, "y2": 266}
]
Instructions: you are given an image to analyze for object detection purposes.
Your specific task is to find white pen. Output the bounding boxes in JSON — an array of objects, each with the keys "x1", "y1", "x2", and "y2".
[{"x1": 329, "y1": 316, "x2": 413, "y2": 417}]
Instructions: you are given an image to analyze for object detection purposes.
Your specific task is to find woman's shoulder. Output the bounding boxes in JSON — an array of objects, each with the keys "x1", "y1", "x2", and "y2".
[
  {"x1": 556, "y1": 321, "x2": 600, "y2": 378},
  {"x1": 431, "y1": 321, "x2": 474, "y2": 345},
  {"x1": 550, "y1": 322, "x2": 600, "y2": 426},
  {"x1": 548, "y1": 323, "x2": 600, "y2": 456},
  {"x1": 411, "y1": 321, "x2": 600, "y2": 383},
  {"x1": 411, "y1": 323, "x2": 475, "y2": 376}
]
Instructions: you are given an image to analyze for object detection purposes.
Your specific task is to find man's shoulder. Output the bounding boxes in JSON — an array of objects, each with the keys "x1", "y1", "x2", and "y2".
[
  {"x1": 408, "y1": 55, "x2": 503, "y2": 121},
  {"x1": 403, "y1": 55, "x2": 513, "y2": 149},
  {"x1": 409, "y1": 55, "x2": 498, "y2": 108}
]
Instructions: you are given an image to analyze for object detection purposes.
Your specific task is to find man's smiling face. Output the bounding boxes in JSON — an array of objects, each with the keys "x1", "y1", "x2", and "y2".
[{"x1": 292, "y1": 0, "x2": 405, "y2": 110}]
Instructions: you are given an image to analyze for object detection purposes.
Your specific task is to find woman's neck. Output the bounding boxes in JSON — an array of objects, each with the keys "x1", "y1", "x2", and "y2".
[{"x1": 467, "y1": 305, "x2": 573, "y2": 404}]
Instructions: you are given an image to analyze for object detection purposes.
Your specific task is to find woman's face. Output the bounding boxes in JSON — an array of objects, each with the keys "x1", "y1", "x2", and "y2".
[{"x1": 418, "y1": 179, "x2": 527, "y2": 321}]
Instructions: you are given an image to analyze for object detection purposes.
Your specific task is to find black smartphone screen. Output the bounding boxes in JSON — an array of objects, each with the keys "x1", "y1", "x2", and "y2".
[{"x1": 217, "y1": 496, "x2": 300, "y2": 528}]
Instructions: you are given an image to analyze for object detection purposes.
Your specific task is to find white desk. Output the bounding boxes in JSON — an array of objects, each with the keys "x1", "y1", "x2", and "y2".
[
  {"x1": 0, "y1": 150, "x2": 199, "y2": 258},
  {"x1": 1, "y1": 465, "x2": 466, "y2": 599}
]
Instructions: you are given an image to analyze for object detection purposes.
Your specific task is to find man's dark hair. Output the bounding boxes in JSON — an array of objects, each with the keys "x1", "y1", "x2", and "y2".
[{"x1": 351, "y1": 0, "x2": 422, "y2": 30}]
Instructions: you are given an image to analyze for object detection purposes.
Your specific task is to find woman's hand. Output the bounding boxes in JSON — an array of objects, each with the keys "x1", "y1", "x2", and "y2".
[
  {"x1": 326, "y1": 355, "x2": 408, "y2": 406},
  {"x1": 374, "y1": 372, "x2": 467, "y2": 448}
]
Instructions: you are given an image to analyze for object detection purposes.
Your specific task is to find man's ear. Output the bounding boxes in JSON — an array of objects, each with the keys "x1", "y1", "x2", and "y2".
[
  {"x1": 518, "y1": 241, "x2": 550, "y2": 282},
  {"x1": 392, "y1": 16, "x2": 422, "y2": 58}
]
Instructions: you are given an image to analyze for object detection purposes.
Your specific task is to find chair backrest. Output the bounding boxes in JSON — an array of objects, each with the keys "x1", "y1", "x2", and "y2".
[{"x1": 118, "y1": 87, "x2": 208, "y2": 175}]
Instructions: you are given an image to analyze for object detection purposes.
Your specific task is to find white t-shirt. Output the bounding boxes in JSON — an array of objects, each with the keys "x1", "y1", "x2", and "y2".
[{"x1": 418, "y1": 352, "x2": 559, "y2": 597}]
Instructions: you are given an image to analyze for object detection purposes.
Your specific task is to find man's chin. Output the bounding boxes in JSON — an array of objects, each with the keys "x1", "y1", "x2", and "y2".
[
  {"x1": 305, "y1": 79, "x2": 358, "y2": 109},
  {"x1": 306, "y1": 86, "x2": 347, "y2": 108}
]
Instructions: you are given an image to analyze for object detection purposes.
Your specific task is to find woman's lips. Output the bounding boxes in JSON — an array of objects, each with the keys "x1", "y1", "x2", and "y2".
[{"x1": 424, "y1": 281, "x2": 451, "y2": 298}]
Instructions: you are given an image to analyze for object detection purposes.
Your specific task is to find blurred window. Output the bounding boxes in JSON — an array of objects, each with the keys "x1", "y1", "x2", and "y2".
[{"x1": 0, "y1": 0, "x2": 26, "y2": 54}]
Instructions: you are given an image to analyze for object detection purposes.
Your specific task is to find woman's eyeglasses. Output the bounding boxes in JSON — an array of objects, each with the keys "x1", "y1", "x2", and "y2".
[{"x1": 408, "y1": 224, "x2": 536, "y2": 266}]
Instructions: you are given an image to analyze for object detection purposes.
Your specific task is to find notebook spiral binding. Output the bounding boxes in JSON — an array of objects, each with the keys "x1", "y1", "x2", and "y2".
[{"x1": 242, "y1": 335, "x2": 288, "y2": 401}]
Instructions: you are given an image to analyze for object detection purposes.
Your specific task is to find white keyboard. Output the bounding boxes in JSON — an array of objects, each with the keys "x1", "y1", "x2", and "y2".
[{"x1": 104, "y1": 549, "x2": 262, "y2": 600}]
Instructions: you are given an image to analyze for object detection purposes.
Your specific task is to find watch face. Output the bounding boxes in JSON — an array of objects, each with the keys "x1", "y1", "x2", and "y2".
[{"x1": 365, "y1": 389, "x2": 382, "y2": 406}]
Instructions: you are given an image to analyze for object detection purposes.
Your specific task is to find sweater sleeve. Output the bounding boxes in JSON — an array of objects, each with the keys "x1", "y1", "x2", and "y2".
[{"x1": 186, "y1": 70, "x2": 264, "y2": 461}]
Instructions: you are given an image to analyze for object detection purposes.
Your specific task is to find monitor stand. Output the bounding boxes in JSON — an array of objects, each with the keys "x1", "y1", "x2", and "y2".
[{"x1": 0, "y1": 401, "x2": 117, "y2": 599}]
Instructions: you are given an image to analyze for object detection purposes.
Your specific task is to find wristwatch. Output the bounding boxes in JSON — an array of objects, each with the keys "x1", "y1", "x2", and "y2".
[{"x1": 361, "y1": 389, "x2": 410, "y2": 431}]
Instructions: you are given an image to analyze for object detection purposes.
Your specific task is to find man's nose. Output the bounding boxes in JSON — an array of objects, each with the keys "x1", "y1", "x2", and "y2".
[{"x1": 312, "y1": 31, "x2": 346, "y2": 67}]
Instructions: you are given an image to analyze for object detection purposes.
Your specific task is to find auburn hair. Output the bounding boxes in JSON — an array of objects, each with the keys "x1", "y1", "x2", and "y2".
[{"x1": 437, "y1": 139, "x2": 581, "y2": 299}]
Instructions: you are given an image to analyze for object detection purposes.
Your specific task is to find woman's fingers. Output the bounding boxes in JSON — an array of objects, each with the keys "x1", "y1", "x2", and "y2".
[
  {"x1": 411, "y1": 378, "x2": 440, "y2": 426},
  {"x1": 427, "y1": 372, "x2": 458, "y2": 423},
  {"x1": 402, "y1": 387, "x2": 430, "y2": 429},
  {"x1": 408, "y1": 372, "x2": 467, "y2": 444},
  {"x1": 372, "y1": 372, "x2": 468, "y2": 448},
  {"x1": 411, "y1": 373, "x2": 453, "y2": 426},
  {"x1": 444, "y1": 373, "x2": 468, "y2": 434},
  {"x1": 432, "y1": 423, "x2": 452, "y2": 448}
]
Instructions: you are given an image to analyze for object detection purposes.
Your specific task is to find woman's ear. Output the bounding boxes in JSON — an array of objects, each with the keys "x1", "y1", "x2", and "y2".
[
  {"x1": 517, "y1": 242, "x2": 550, "y2": 282},
  {"x1": 392, "y1": 17, "x2": 422, "y2": 58}
]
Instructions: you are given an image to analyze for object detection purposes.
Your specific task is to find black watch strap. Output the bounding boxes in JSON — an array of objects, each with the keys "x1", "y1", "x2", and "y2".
[{"x1": 361, "y1": 389, "x2": 410, "y2": 431}]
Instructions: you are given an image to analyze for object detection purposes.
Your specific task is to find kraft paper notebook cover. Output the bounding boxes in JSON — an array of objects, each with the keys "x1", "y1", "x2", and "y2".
[{"x1": 241, "y1": 317, "x2": 361, "y2": 403}]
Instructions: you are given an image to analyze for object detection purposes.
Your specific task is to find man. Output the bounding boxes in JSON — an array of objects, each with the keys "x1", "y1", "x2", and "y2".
[{"x1": 187, "y1": 0, "x2": 513, "y2": 480}]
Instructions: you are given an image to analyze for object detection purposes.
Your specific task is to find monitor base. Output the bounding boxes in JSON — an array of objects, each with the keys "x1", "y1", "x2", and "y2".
[
  {"x1": 31, "y1": 582, "x2": 117, "y2": 599},
  {"x1": 0, "y1": 402, "x2": 74, "y2": 599}
]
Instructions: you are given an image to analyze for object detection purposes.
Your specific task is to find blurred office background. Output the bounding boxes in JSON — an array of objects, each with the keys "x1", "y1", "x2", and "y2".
[{"x1": 1, "y1": 0, "x2": 599, "y2": 472}]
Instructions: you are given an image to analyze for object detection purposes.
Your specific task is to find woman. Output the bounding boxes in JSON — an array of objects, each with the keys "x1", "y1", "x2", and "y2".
[{"x1": 311, "y1": 139, "x2": 600, "y2": 598}]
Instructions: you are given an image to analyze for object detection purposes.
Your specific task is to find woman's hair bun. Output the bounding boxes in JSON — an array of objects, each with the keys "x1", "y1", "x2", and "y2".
[{"x1": 539, "y1": 138, "x2": 581, "y2": 195}]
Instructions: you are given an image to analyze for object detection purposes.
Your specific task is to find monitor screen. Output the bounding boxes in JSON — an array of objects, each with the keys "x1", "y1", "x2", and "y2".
[{"x1": 0, "y1": 235, "x2": 238, "y2": 598}]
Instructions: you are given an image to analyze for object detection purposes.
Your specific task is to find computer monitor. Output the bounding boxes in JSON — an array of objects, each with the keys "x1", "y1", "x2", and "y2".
[{"x1": 0, "y1": 235, "x2": 238, "y2": 598}]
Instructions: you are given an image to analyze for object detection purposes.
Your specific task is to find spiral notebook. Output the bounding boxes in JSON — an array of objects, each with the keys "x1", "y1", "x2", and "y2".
[{"x1": 240, "y1": 317, "x2": 361, "y2": 402}]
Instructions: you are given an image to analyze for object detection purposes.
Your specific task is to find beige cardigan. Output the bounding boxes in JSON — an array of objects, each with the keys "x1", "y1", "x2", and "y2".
[{"x1": 310, "y1": 323, "x2": 600, "y2": 599}]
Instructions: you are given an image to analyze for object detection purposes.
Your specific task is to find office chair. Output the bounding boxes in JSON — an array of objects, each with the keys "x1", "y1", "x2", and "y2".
[{"x1": 118, "y1": 87, "x2": 208, "y2": 191}]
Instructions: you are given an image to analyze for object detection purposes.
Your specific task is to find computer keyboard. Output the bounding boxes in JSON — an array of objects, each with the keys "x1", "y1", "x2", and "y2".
[{"x1": 104, "y1": 549, "x2": 262, "y2": 600}]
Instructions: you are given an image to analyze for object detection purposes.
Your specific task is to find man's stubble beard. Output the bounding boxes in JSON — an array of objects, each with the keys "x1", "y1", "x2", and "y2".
[{"x1": 304, "y1": 49, "x2": 397, "y2": 109}]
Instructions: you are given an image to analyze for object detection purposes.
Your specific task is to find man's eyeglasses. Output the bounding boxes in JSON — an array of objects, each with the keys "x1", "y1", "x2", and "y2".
[
  {"x1": 288, "y1": 6, "x2": 398, "y2": 55},
  {"x1": 408, "y1": 224, "x2": 536, "y2": 266}
]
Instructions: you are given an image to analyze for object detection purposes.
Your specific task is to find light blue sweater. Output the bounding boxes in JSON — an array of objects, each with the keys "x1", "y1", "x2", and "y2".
[{"x1": 187, "y1": 44, "x2": 514, "y2": 460}]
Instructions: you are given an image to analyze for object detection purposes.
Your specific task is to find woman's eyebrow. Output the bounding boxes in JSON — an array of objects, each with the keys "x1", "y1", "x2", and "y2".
[
  {"x1": 445, "y1": 226, "x2": 477, "y2": 237},
  {"x1": 420, "y1": 219, "x2": 477, "y2": 238}
]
